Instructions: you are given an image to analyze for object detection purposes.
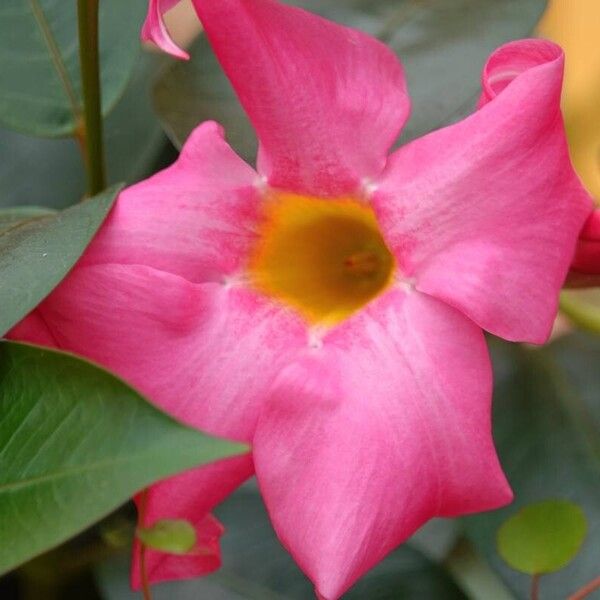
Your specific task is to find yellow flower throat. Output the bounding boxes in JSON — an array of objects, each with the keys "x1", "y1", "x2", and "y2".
[{"x1": 248, "y1": 191, "x2": 395, "y2": 325}]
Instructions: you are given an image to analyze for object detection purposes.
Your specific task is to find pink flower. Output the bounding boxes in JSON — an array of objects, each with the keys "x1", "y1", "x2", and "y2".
[
  {"x1": 568, "y1": 208, "x2": 600, "y2": 285},
  {"x1": 563, "y1": 207, "x2": 600, "y2": 287},
  {"x1": 12, "y1": 0, "x2": 593, "y2": 597}
]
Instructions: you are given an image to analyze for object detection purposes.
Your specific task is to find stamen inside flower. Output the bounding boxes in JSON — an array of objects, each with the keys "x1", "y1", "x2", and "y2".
[{"x1": 248, "y1": 192, "x2": 395, "y2": 324}]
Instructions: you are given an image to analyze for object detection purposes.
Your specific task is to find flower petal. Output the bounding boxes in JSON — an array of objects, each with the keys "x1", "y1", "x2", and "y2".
[
  {"x1": 192, "y1": 0, "x2": 410, "y2": 196},
  {"x1": 11, "y1": 263, "x2": 306, "y2": 584},
  {"x1": 130, "y1": 459, "x2": 253, "y2": 588},
  {"x1": 141, "y1": 0, "x2": 189, "y2": 60},
  {"x1": 132, "y1": 508, "x2": 223, "y2": 588},
  {"x1": 254, "y1": 289, "x2": 511, "y2": 600},
  {"x1": 572, "y1": 208, "x2": 600, "y2": 274},
  {"x1": 30, "y1": 264, "x2": 306, "y2": 439},
  {"x1": 373, "y1": 39, "x2": 593, "y2": 343},
  {"x1": 8, "y1": 310, "x2": 56, "y2": 345},
  {"x1": 10, "y1": 264, "x2": 282, "y2": 585},
  {"x1": 82, "y1": 121, "x2": 261, "y2": 284}
]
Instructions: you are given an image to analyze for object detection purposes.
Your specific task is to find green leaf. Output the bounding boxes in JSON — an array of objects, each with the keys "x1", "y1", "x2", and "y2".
[
  {"x1": 464, "y1": 334, "x2": 600, "y2": 599},
  {"x1": 497, "y1": 500, "x2": 587, "y2": 575},
  {"x1": 0, "y1": 51, "x2": 170, "y2": 210},
  {"x1": 0, "y1": 0, "x2": 147, "y2": 137},
  {"x1": 137, "y1": 519, "x2": 197, "y2": 555},
  {"x1": 97, "y1": 487, "x2": 467, "y2": 600},
  {"x1": 0, "y1": 341, "x2": 246, "y2": 575},
  {"x1": 0, "y1": 185, "x2": 120, "y2": 335},
  {"x1": 0, "y1": 207, "x2": 55, "y2": 234},
  {"x1": 153, "y1": 0, "x2": 547, "y2": 157}
]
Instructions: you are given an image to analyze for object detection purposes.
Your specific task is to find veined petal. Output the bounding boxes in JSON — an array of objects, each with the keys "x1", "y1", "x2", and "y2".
[
  {"x1": 82, "y1": 121, "x2": 261, "y2": 284},
  {"x1": 141, "y1": 0, "x2": 189, "y2": 60},
  {"x1": 192, "y1": 0, "x2": 410, "y2": 196},
  {"x1": 130, "y1": 459, "x2": 253, "y2": 588},
  {"x1": 373, "y1": 39, "x2": 593, "y2": 343},
  {"x1": 9, "y1": 310, "x2": 56, "y2": 345},
  {"x1": 29, "y1": 264, "x2": 306, "y2": 439},
  {"x1": 254, "y1": 289, "x2": 511, "y2": 600}
]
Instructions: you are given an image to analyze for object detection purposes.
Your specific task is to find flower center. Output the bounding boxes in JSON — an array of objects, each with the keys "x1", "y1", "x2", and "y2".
[{"x1": 248, "y1": 191, "x2": 395, "y2": 324}]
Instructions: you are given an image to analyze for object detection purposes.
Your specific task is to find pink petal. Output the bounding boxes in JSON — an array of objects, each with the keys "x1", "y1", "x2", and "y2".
[
  {"x1": 192, "y1": 0, "x2": 410, "y2": 196},
  {"x1": 254, "y1": 289, "x2": 511, "y2": 600},
  {"x1": 132, "y1": 509, "x2": 223, "y2": 588},
  {"x1": 8, "y1": 310, "x2": 57, "y2": 345},
  {"x1": 141, "y1": 0, "x2": 189, "y2": 60},
  {"x1": 373, "y1": 39, "x2": 593, "y2": 343},
  {"x1": 572, "y1": 208, "x2": 600, "y2": 274},
  {"x1": 82, "y1": 121, "x2": 261, "y2": 284},
  {"x1": 10, "y1": 269, "x2": 273, "y2": 584},
  {"x1": 130, "y1": 459, "x2": 253, "y2": 588},
  {"x1": 11, "y1": 264, "x2": 308, "y2": 583},
  {"x1": 34, "y1": 263, "x2": 306, "y2": 439}
]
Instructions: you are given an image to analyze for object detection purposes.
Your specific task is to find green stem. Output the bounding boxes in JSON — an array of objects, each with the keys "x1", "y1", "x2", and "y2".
[
  {"x1": 77, "y1": 0, "x2": 106, "y2": 196},
  {"x1": 444, "y1": 537, "x2": 515, "y2": 600},
  {"x1": 137, "y1": 490, "x2": 153, "y2": 600}
]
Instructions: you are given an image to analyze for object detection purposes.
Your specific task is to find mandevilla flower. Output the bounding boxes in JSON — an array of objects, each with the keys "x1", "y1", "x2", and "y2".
[
  {"x1": 571, "y1": 208, "x2": 600, "y2": 275},
  {"x1": 12, "y1": 0, "x2": 593, "y2": 598}
]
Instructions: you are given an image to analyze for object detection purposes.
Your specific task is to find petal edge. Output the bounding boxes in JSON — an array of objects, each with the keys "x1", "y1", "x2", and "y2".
[
  {"x1": 192, "y1": 0, "x2": 410, "y2": 196},
  {"x1": 374, "y1": 39, "x2": 593, "y2": 343}
]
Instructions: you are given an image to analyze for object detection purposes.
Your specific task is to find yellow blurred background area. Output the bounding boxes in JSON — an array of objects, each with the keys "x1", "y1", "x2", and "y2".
[{"x1": 539, "y1": 0, "x2": 600, "y2": 202}]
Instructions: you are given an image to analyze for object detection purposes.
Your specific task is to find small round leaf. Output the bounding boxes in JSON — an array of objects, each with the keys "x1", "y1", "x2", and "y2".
[
  {"x1": 137, "y1": 519, "x2": 197, "y2": 555},
  {"x1": 497, "y1": 500, "x2": 587, "y2": 575}
]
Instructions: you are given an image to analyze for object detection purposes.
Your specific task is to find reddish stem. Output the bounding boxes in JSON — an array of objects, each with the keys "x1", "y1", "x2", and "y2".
[
  {"x1": 568, "y1": 575, "x2": 600, "y2": 600},
  {"x1": 531, "y1": 574, "x2": 540, "y2": 600}
]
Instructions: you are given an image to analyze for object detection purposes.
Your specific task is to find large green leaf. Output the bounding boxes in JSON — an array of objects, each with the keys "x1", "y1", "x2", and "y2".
[
  {"x1": 0, "y1": 341, "x2": 246, "y2": 575},
  {"x1": 0, "y1": 51, "x2": 169, "y2": 210},
  {"x1": 464, "y1": 334, "x2": 600, "y2": 599},
  {"x1": 0, "y1": 207, "x2": 55, "y2": 234},
  {"x1": 97, "y1": 487, "x2": 466, "y2": 599},
  {"x1": 0, "y1": 185, "x2": 119, "y2": 335},
  {"x1": 0, "y1": 0, "x2": 147, "y2": 137},
  {"x1": 153, "y1": 0, "x2": 547, "y2": 158}
]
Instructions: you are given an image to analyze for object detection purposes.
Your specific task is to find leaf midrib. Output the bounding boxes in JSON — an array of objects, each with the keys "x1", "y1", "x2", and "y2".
[
  {"x1": 28, "y1": 0, "x2": 82, "y2": 126},
  {"x1": 0, "y1": 213, "x2": 55, "y2": 240},
  {"x1": 0, "y1": 445, "x2": 204, "y2": 493}
]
